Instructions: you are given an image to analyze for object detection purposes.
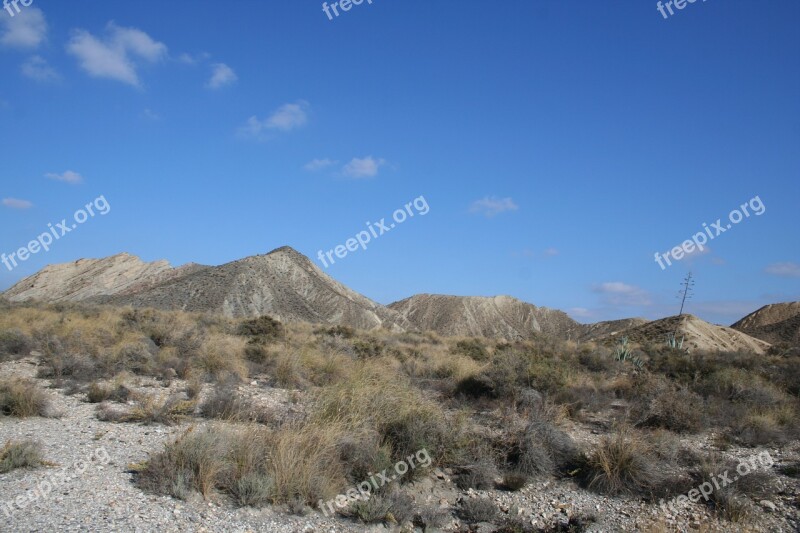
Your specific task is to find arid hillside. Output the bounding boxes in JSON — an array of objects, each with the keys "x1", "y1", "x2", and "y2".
[
  {"x1": 732, "y1": 302, "x2": 800, "y2": 347},
  {"x1": 3, "y1": 253, "x2": 206, "y2": 302},
  {"x1": 595, "y1": 314, "x2": 772, "y2": 354},
  {"x1": 389, "y1": 294, "x2": 582, "y2": 340}
]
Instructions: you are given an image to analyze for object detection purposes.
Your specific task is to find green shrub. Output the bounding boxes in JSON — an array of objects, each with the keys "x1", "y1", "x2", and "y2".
[
  {"x1": 237, "y1": 316, "x2": 284, "y2": 340},
  {"x1": 452, "y1": 339, "x2": 489, "y2": 361}
]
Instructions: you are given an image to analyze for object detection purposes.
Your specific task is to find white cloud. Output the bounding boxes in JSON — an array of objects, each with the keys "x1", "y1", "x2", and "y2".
[
  {"x1": 304, "y1": 158, "x2": 337, "y2": 172},
  {"x1": 21, "y1": 55, "x2": 59, "y2": 82},
  {"x1": 0, "y1": 7, "x2": 47, "y2": 49},
  {"x1": 592, "y1": 282, "x2": 652, "y2": 306},
  {"x1": 342, "y1": 156, "x2": 385, "y2": 179},
  {"x1": 66, "y1": 23, "x2": 167, "y2": 87},
  {"x1": 765, "y1": 262, "x2": 800, "y2": 278},
  {"x1": 469, "y1": 196, "x2": 519, "y2": 217},
  {"x1": 45, "y1": 170, "x2": 83, "y2": 184},
  {"x1": 178, "y1": 51, "x2": 210, "y2": 65},
  {"x1": 568, "y1": 307, "x2": 595, "y2": 319},
  {"x1": 543, "y1": 247, "x2": 560, "y2": 257},
  {"x1": 2, "y1": 198, "x2": 33, "y2": 209},
  {"x1": 238, "y1": 101, "x2": 310, "y2": 140},
  {"x1": 265, "y1": 101, "x2": 309, "y2": 130},
  {"x1": 206, "y1": 62, "x2": 237, "y2": 89},
  {"x1": 141, "y1": 108, "x2": 159, "y2": 121}
]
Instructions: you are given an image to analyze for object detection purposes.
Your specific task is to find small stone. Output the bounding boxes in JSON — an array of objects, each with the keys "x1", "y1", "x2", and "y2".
[{"x1": 759, "y1": 500, "x2": 777, "y2": 512}]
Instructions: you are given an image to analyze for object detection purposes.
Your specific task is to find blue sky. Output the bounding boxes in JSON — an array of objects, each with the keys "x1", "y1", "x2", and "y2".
[{"x1": 1, "y1": 0, "x2": 798, "y2": 325}]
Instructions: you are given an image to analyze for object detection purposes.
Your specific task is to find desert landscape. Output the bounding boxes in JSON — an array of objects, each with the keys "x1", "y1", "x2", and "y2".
[
  {"x1": 0, "y1": 249, "x2": 798, "y2": 532},
  {"x1": 2, "y1": 1, "x2": 799, "y2": 532}
]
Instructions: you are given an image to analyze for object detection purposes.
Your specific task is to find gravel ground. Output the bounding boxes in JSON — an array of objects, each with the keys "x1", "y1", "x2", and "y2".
[
  {"x1": 0, "y1": 359, "x2": 363, "y2": 533},
  {"x1": 1, "y1": 357, "x2": 798, "y2": 533}
]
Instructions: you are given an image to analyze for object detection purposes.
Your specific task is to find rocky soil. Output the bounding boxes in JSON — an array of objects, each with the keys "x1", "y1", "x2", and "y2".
[{"x1": 1, "y1": 357, "x2": 798, "y2": 533}]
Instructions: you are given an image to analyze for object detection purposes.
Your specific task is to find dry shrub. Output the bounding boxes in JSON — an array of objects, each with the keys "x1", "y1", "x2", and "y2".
[
  {"x1": 97, "y1": 393, "x2": 196, "y2": 425},
  {"x1": 514, "y1": 415, "x2": 581, "y2": 478},
  {"x1": 0, "y1": 379, "x2": 51, "y2": 417},
  {"x1": 137, "y1": 425, "x2": 232, "y2": 499},
  {"x1": 268, "y1": 423, "x2": 348, "y2": 504},
  {"x1": 0, "y1": 440, "x2": 44, "y2": 473},
  {"x1": 313, "y1": 359, "x2": 450, "y2": 465},
  {"x1": 86, "y1": 380, "x2": 131, "y2": 404},
  {"x1": 457, "y1": 497, "x2": 497, "y2": 523},
  {"x1": 139, "y1": 422, "x2": 347, "y2": 507},
  {"x1": 0, "y1": 329, "x2": 32, "y2": 360},
  {"x1": 200, "y1": 386, "x2": 271, "y2": 424},
  {"x1": 583, "y1": 428, "x2": 657, "y2": 496},
  {"x1": 194, "y1": 335, "x2": 248, "y2": 383}
]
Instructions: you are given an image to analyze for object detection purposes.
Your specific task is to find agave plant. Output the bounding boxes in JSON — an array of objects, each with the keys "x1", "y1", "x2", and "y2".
[
  {"x1": 613, "y1": 337, "x2": 645, "y2": 369},
  {"x1": 666, "y1": 332, "x2": 685, "y2": 350}
]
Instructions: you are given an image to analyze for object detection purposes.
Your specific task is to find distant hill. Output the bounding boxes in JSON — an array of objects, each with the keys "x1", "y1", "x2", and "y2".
[
  {"x1": 731, "y1": 302, "x2": 800, "y2": 347},
  {"x1": 2, "y1": 248, "x2": 781, "y2": 351},
  {"x1": 388, "y1": 294, "x2": 582, "y2": 340},
  {"x1": 95, "y1": 247, "x2": 412, "y2": 330},
  {"x1": 4, "y1": 247, "x2": 411, "y2": 331},
  {"x1": 3, "y1": 253, "x2": 206, "y2": 302},
  {"x1": 595, "y1": 314, "x2": 771, "y2": 354}
]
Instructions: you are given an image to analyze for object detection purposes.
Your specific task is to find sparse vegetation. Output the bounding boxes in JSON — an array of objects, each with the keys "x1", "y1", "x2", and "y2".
[
  {"x1": 0, "y1": 440, "x2": 44, "y2": 473},
  {"x1": 0, "y1": 302, "x2": 797, "y2": 531},
  {"x1": 0, "y1": 379, "x2": 51, "y2": 417}
]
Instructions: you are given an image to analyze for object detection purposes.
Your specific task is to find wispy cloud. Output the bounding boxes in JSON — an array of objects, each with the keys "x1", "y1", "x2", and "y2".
[
  {"x1": 513, "y1": 247, "x2": 560, "y2": 259},
  {"x1": 592, "y1": 282, "x2": 652, "y2": 306},
  {"x1": 238, "y1": 101, "x2": 310, "y2": 140},
  {"x1": 177, "y1": 51, "x2": 210, "y2": 65},
  {"x1": 543, "y1": 247, "x2": 560, "y2": 257},
  {"x1": 568, "y1": 307, "x2": 594, "y2": 319},
  {"x1": 141, "y1": 108, "x2": 160, "y2": 121},
  {"x1": 469, "y1": 196, "x2": 519, "y2": 217},
  {"x1": 206, "y1": 62, "x2": 237, "y2": 89},
  {"x1": 67, "y1": 22, "x2": 167, "y2": 87},
  {"x1": 46, "y1": 170, "x2": 84, "y2": 184},
  {"x1": 21, "y1": 55, "x2": 59, "y2": 82},
  {"x1": 342, "y1": 156, "x2": 385, "y2": 179},
  {"x1": 304, "y1": 158, "x2": 337, "y2": 172},
  {"x1": 0, "y1": 7, "x2": 47, "y2": 49},
  {"x1": 765, "y1": 262, "x2": 800, "y2": 278},
  {"x1": 2, "y1": 198, "x2": 33, "y2": 209}
]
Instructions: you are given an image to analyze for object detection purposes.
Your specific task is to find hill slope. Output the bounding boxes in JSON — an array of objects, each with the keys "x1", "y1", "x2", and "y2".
[
  {"x1": 577, "y1": 318, "x2": 650, "y2": 343},
  {"x1": 97, "y1": 247, "x2": 412, "y2": 330},
  {"x1": 597, "y1": 314, "x2": 771, "y2": 354},
  {"x1": 388, "y1": 294, "x2": 582, "y2": 340},
  {"x1": 3, "y1": 253, "x2": 205, "y2": 302},
  {"x1": 731, "y1": 302, "x2": 800, "y2": 346}
]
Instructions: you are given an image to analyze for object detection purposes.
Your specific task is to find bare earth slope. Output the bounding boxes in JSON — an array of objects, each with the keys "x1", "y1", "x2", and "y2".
[
  {"x1": 576, "y1": 317, "x2": 650, "y2": 343},
  {"x1": 599, "y1": 314, "x2": 771, "y2": 354},
  {"x1": 99, "y1": 246, "x2": 412, "y2": 331},
  {"x1": 389, "y1": 294, "x2": 582, "y2": 340},
  {"x1": 3, "y1": 253, "x2": 205, "y2": 302},
  {"x1": 732, "y1": 302, "x2": 800, "y2": 347}
]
